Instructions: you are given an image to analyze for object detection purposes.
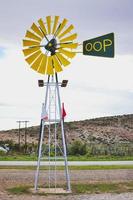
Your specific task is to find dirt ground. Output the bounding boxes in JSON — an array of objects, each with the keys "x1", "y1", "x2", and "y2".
[{"x1": 0, "y1": 169, "x2": 133, "y2": 200}]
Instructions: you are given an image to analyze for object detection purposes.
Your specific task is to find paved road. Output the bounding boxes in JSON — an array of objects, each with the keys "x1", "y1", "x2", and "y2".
[{"x1": 0, "y1": 161, "x2": 133, "y2": 166}]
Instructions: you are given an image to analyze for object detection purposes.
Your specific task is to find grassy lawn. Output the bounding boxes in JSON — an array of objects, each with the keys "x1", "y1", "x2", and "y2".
[
  {"x1": 7, "y1": 181, "x2": 133, "y2": 195},
  {"x1": 0, "y1": 165, "x2": 133, "y2": 170},
  {"x1": 72, "y1": 182, "x2": 133, "y2": 194},
  {"x1": 7, "y1": 185, "x2": 31, "y2": 195},
  {"x1": 68, "y1": 155, "x2": 133, "y2": 161},
  {"x1": 0, "y1": 155, "x2": 133, "y2": 161}
]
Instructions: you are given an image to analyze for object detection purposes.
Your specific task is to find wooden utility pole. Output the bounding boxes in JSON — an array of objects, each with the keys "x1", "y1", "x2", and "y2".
[
  {"x1": 17, "y1": 120, "x2": 29, "y2": 153},
  {"x1": 16, "y1": 121, "x2": 21, "y2": 151},
  {"x1": 24, "y1": 120, "x2": 29, "y2": 153}
]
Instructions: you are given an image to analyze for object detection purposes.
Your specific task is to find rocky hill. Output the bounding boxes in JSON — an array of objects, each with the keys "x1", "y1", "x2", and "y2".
[{"x1": 0, "y1": 114, "x2": 133, "y2": 145}]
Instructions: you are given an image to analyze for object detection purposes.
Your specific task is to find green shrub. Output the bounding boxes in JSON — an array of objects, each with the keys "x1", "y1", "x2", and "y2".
[
  {"x1": 0, "y1": 150, "x2": 7, "y2": 156},
  {"x1": 68, "y1": 140, "x2": 87, "y2": 156}
]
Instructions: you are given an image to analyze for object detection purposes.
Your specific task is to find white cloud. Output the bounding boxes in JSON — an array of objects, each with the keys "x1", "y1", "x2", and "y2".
[
  {"x1": 0, "y1": 0, "x2": 133, "y2": 130},
  {"x1": 0, "y1": 41, "x2": 133, "y2": 130}
]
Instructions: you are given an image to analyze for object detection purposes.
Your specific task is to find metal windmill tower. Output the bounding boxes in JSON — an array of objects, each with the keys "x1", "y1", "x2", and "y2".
[{"x1": 22, "y1": 15, "x2": 115, "y2": 193}]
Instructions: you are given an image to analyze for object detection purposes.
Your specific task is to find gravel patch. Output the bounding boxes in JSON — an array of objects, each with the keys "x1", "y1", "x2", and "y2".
[
  {"x1": 0, "y1": 169, "x2": 132, "y2": 200},
  {"x1": 1, "y1": 193, "x2": 133, "y2": 200}
]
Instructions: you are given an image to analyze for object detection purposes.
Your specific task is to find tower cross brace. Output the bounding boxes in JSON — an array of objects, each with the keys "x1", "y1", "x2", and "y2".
[{"x1": 34, "y1": 73, "x2": 71, "y2": 192}]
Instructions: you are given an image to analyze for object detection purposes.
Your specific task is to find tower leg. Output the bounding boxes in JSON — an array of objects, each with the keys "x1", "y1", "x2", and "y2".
[
  {"x1": 55, "y1": 74, "x2": 71, "y2": 192},
  {"x1": 34, "y1": 76, "x2": 49, "y2": 191},
  {"x1": 34, "y1": 121, "x2": 45, "y2": 190}
]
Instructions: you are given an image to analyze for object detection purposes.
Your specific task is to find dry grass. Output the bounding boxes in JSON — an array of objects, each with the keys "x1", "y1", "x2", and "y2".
[{"x1": 7, "y1": 182, "x2": 133, "y2": 195}]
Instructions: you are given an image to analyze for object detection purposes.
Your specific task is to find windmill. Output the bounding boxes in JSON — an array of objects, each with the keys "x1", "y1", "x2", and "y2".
[{"x1": 22, "y1": 16, "x2": 114, "y2": 193}]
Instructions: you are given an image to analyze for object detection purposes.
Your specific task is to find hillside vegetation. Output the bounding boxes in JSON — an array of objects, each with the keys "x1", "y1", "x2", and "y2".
[
  {"x1": 0, "y1": 114, "x2": 133, "y2": 144},
  {"x1": 0, "y1": 114, "x2": 133, "y2": 157}
]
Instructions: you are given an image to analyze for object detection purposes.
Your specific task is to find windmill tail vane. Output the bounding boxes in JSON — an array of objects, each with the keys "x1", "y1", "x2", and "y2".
[{"x1": 83, "y1": 32, "x2": 114, "y2": 58}]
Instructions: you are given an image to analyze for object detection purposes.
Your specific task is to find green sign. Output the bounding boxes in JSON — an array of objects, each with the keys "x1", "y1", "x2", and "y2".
[{"x1": 83, "y1": 33, "x2": 114, "y2": 57}]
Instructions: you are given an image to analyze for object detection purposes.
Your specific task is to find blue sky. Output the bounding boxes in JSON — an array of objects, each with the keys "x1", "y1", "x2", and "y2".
[
  {"x1": 0, "y1": 0, "x2": 133, "y2": 130},
  {"x1": 0, "y1": 47, "x2": 5, "y2": 58}
]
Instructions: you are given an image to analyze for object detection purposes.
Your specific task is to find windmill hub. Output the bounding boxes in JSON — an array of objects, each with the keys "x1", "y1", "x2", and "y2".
[{"x1": 45, "y1": 38, "x2": 57, "y2": 55}]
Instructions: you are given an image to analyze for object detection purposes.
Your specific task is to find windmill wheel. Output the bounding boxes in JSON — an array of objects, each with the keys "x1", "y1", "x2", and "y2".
[{"x1": 22, "y1": 16, "x2": 78, "y2": 75}]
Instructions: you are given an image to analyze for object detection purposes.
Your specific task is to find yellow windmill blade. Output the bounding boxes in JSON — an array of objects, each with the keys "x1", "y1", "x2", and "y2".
[
  {"x1": 38, "y1": 55, "x2": 48, "y2": 74},
  {"x1": 52, "y1": 55, "x2": 63, "y2": 72},
  {"x1": 46, "y1": 16, "x2": 51, "y2": 34},
  {"x1": 38, "y1": 18, "x2": 47, "y2": 34},
  {"x1": 60, "y1": 33, "x2": 77, "y2": 43},
  {"x1": 31, "y1": 53, "x2": 44, "y2": 71},
  {"x1": 55, "y1": 18, "x2": 68, "y2": 37},
  {"x1": 52, "y1": 16, "x2": 59, "y2": 34},
  {"x1": 23, "y1": 39, "x2": 40, "y2": 47},
  {"x1": 25, "y1": 50, "x2": 42, "y2": 64},
  {"x1": 60, "y1": 43, "x2": 78, "y2": 49},
  {"x1": 58, "y1": 25, "x2": 74, "y2": 39},
  {"x1": 25, "y1": 30, "x2": 42, "y2": 42},
  {"x1": 22, "y1": 16, "x2": 78, "y2": 75},
  {"x1": 58, "y1": 48, "x2": 76, "y2": 58},
  {"x1": 31, "y1": 23, "x2": 44, "y2": 38},
  {"x1": 23, "y1": 47, "x2": 40, "y2": 57},
  {"x1": 46, "y1": 56, "x2": 54, "y2": 75},
  {"x1": 56, "y1": 53, "x2": 70, "y2": 66}
]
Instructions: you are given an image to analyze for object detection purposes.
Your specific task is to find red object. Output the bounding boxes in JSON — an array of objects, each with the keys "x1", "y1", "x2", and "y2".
[
  {"x1": 42, "y1": 115, "x2": 48, "y2": 120},
  {"x1": 62, "y1": 103, "x2": 67, "y2": 119},
  {"x1": 41, "y1": 103, "x2": 48, "y2": 121}
]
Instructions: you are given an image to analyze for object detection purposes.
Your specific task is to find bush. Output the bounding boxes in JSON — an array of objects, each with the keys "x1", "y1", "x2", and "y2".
[
  {"x1": 89, "y1": 143, "x2": 133, "y2": 156},
  {"x1": 68, "y1": 140, "x2": 87, "y2": 156},
  {"x1": 0, "y1": 150, "x2": 7, "y2": 156}
]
